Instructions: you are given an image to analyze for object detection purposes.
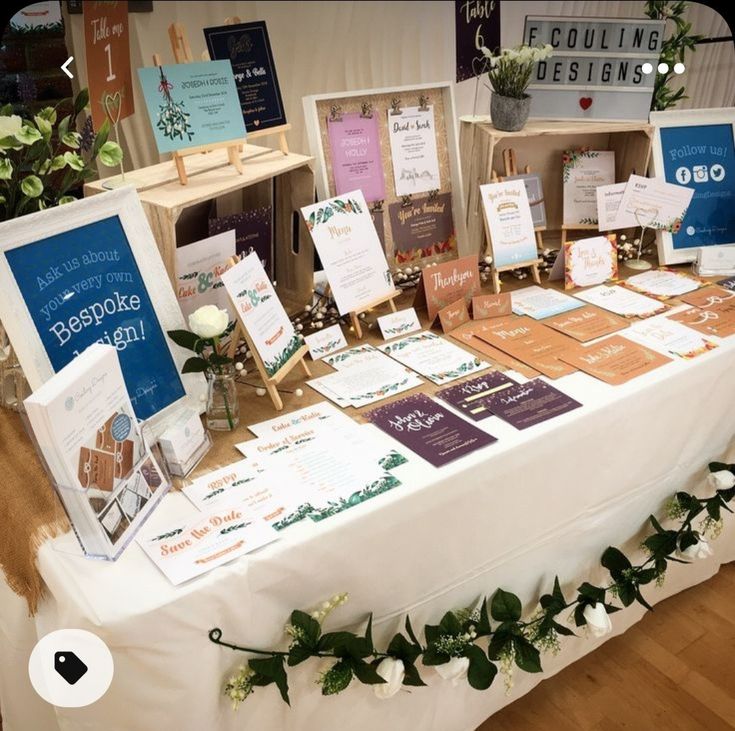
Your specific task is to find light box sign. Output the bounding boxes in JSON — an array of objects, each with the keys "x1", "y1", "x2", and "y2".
[
  {"x1": 523, "y1": 16, "x2": 664, "y2": 121},
  {"x1": 4, "y1": 216, "x2": 186, "y2": 420}
]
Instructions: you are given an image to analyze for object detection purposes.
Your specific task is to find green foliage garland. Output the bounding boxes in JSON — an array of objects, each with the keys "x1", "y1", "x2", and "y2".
[{"x1": 209, "y1": 461, "x2": 735, "y2": 708}]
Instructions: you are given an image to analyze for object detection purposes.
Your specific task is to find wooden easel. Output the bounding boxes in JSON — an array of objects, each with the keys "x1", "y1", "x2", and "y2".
[
  {"x1": 151, "y1": 51, "x2": 245, "y2": 186},
  {"x1": 224, "y1": 256, "x2": 311, "y2": 411},
  {"x1": 559, "y1": 224, "x2": 598, "y2": 246},
  {"x1": 169, "y1": 20, "x2": 291, "y2": 157},
  {"x1": 484, "y1": 148, "x2": 542, "y2": 294},
  {"x1": 348, "y1": 289, "x2": 400, "y2": 339}
]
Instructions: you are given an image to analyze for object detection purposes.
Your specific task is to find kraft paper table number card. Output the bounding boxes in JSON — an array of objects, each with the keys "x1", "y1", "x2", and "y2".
[
  {"x1": 562, "y1": 150, "x2": 615, "y2": 226},
  {"x1": 480, "y1": 180, "x2": 539, "y2": 269},
  {"x1": 301, "y1": 190, "x2": 395, "y2": 316},
  {"x1": 387, "y1": 105, "x2": 441, "y2": 196},
  {"x1": 327, "y1": 112, "x2": 386, "y2": 202},
  {"x1": 548, "y1": 234, "x2": 618, "y2": 289}
]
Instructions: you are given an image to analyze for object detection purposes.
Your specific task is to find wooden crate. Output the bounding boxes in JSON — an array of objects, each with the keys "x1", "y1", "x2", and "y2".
[
  {"x1": 85, "y1": 144, "x2": 315, "y2": 312},
  {"x1": 460, "y1": 119, "x2": 653, "y2": 252}
]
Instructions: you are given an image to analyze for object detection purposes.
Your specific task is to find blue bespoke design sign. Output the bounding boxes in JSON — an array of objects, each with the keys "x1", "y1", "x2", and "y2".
[
  {"x1": 203, "y1": 20, "x2": 287, "y2": 132},
  {"x1": 659, "y1": 123, "x2": 735, "y2": 250},
  {"x1": 5, "y1": 216, "x2": 185, "y2": 420}
]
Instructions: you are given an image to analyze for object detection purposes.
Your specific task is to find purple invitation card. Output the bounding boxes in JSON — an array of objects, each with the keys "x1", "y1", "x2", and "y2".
[
  {"x1": 436, "y1": 371, "x2": 517, "y2": 422},
  {"x1": 365, "y1": 393, "x2": 496, "y2": 467},
  {"x1": 209, "y1": 206, "x2": 273, "y2": 276},
  {"x1": 483, "y1": 379, "x2": 582, "y2": 430}
]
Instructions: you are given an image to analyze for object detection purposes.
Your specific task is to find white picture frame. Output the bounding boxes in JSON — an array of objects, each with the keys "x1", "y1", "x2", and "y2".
[
  {"x1": 650, "y1": 107, "x2": 735, "y2": 265},
  {"x1": 0, "y1": 187, "x2": 206, "y2": 437}
]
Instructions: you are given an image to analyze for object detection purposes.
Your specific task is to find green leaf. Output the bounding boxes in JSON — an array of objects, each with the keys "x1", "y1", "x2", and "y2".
[
  {"x1": 63, "y1": 151, "x2": 85, "y2": 171},
  {"x1": 601, "y1": 547, "x2": 632, "y2": 576},
  {"x1": 61, "y1": 131, "x2": 82, "y2": 149},
  {"x1": 487, "y1": 629, "x2": 511, "y2": 661},
  {"x1": 491, "y1": 589, "x2": 522, "y2": 622},
  {"x1": 423, "y1": 623, "x2": 441, "y2": 646},
  {"x1": 181, "y1": 356, "x2": 209, "y2": 374},
  {"x1": 365, "y1": 613, "x2": 374, "y2": 649},
  {"x1": 635, "y1": 588, "x2": 653, "y2": 612},
  {"x1": 49, "y1": 155, "x2": 67, "y2": 171},
  {"x1": 249, "y1": 656, "x2": 289, "y2": 705},
  {"x1": 402, "y1": 662, "x2": 427, "y2": 686},
  {"x1": 708, "y1": 461, "x2": 731, "y2": 473},
  {"x1": 15, "y1": 125, "x2": 42, "y2": 145},
  {"x1": 617, "y1": 582, "x2": 636, "y2": 607},
  {"x1": 438, "y1": 611, "x2": 462, "y2": 636},
  {"x1": 0, "y1": 103, "x2": 12, "y2": 115},
  {"x1": 387, "y1": 632, "x2": 421, "y2": 664},
  {"x1": 636, "y1": 568, "x2": 658, "y2": 585},
  {"x1": 321, "y1": 660, "x2": 352, "y2": 695},
  {"x1": 350, "y1": 658, "x2": 385, "y2": 685},
  {"x1": 289, "y1": 610, "x2": 321, "y2": 648},
  {"x1": 33, "y1": 115, "x2": 52, "y2": 140},
  {"x1": 99, "y1": 141, "x2": 123, "y2": 167},
  {"x1": 57, "y1": 115, "x2": 70, "y2": 139},
  {"x1": 649, "y1": 514, "x2": 665, "y2": 534},
  {"x1": 405, "y1": 615, "x2": 421, "y2": 647},
  {"x1": 58, "y1": 195, "x2": 77, "y2": 206},
  {"x1": 512, "y1": 637, "x2": 542, "y2": 673},
  {"x1": 92, "y1": 118, "x2": 110, "y2": 157},
  {"x1": 465, "y1": 644, "x2": 497, "y2": 690},
  {"x1": 74, "y1": 89, "x2": 89, "y2": 116},
  {"x1": 0, "y1": 158, "x2": 12, "y2": 180},
  {"x1": 477, "y1": 598, "x2": 492, "y2": 635},
  {"x1": 421, "y1": 647, "x2": 450, "y2": 666},
  {"x1": 20, "y1": 175, "x2": 43, "y2": 198},
  {"x1": 706, "y1": 498, "x2": 722, "y2": 521},
  {"x1": 577, "y1": 582, "x2": 606, "y2": 604},
  {"x1": 167, "y1": 329, "x2": 200, "y2": 350},
  {"x1": 37, "y1": 106, "x2": 57, "y2": 124},
  {"x1": 287, "y1": 644, "x2": 313, "y2": 667},
  {"x1": 209, "y1": 353, "x2": 233, "y2": 366},
  {"x1": 553, "y1": 620, "x2": 575, "y2": 637},
  {"x1": 318, "y1": 631, "x2": 356, "y2": 654}
]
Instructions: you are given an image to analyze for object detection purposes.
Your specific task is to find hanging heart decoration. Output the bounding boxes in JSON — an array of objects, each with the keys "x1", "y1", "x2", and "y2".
[{"x1": 579, "y1": 97, "x2": 593, "y2": 111}]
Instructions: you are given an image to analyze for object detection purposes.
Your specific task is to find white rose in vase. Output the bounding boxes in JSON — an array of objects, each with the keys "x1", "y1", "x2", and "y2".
[
  {"x1": 435, "y1": 656, "x2": 470, "y2": 686},
  {"x1": 373, "y1": 658, "x2": 404, "y2": 699},
  {"x1": 582, "y1": 602, "x2": 612, "y2": 638},
  {"x1": 188, "y1": 305, "x2": 229, "y2": 339}
]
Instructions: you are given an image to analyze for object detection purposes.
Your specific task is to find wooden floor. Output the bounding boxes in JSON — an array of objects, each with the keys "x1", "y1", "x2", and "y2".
[{"x1": 478, "y1": 563, "x2": 735, "y2": 731}]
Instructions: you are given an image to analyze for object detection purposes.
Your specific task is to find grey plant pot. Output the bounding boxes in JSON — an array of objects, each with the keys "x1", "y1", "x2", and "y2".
[{"x1": 490, "y1": 93, "x2": 531, "y2": 132}]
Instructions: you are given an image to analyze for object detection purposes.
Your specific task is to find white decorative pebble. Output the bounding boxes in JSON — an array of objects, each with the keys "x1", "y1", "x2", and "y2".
[
  {"x1": 304, "y1": 304, "x2": 312, "y2": 312},
  {"x1": 246, "y1": 350, "x2": 252, "y2": 359},
  {"x1": 294, "y1": 388, "x2": 304, "y2": 397},
  {"x1": 256, "y1": 388, "x2": 266, "y2": 397},
  {"x1": 235, "y1": 362, "x2": 244, "y2": 372},
  {"x1": 316, "y1": 321, "x2": 323, "y2": 329},
  {"x1": 297, "y1": 323, "x2": 303, "y2": 331}
]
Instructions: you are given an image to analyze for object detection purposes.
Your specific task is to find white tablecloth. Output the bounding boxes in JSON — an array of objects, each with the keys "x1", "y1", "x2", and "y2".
[{"x1": 2, "y1": 334, "x2": 735, "y2": 731}]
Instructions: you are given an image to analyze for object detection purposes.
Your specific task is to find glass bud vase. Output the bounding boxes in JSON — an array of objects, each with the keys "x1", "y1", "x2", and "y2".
[{"x1": 206, "y1": 365, "x2": 240, "y2": 431}]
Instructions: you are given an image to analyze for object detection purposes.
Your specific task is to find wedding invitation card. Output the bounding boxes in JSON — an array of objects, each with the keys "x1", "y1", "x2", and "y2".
[
  {"x1": 365, "y1": 393, "x2": 496, "y2": 467},
  {"x1": 302, "y1": 190, "x2": 395, "y2": 315},
  {"x1": 327, "y1": 112, "x2": 386, "y2": 202},
  {"x1": 620, "y1": 269, "x2": 703, "y2": 299},
  {"x1": 304, "y1": 324, "x2": 348, "y2": 360},
  {"x1": 377, "y1": 308, "x2": 421, "y2": 340},
  {"x1": 436, "y1": 371, "x2": 517, "y2": 421},
  {"x1": 505, "y1": 173, "x2": 547, "y2": 228},
  {"x1": 438, "y1": 299, "x2": 470, "y2": 333},
  {"x1": 543, "y1": 305, "x2": 629, "y2": 343},
  {"x1": 389, "y1": 193, "x2": 455, "y2": 261},
  {"x1": 474, "y1": 316, "x2": 578, "y2": 379},
  {"x1": 209, "y1": 207, "x2": 273, "y2": 277},
  {"x1": 622, "y1": 317, "x2": 717, "y2": 359},
  {"x1": 575, "y1": 285, "x2": 669, "y2": 319},
  {"x1": 548, "y1": 235, "x2": 618, "y2": 289},
  {"x1": 379, "y1": 331, "x2": 490, "y2": 385},
  {"x1": 472, "y1": 293, "x2": 512, "y2": 319},
  {"x1": 483, "y1": 379, "x2": 582, "y2": 429},
  {"x1": 615, "y1": 175, "x2": 694, "y2": 232},
  {"x1": 137, "y1": 61, "x2": 247, "y2": 154},
  {"x1": 563, "y1": 150, "x2": 615, "y2": 226},
  {"x1": 413, "y1": 255, "x2": 480, "y2": 323},
  {"x1": 480, "y1": 180, "x2": 539, "y2": 268},
  {"x1": 510, "y1": 285, "x2": 584, "y2": 320},
  {"x1": 388, "y1": 105, "x2": 441, "y2": 196},
  {"x1": 220, "y1": 253, "x2": 302, "y2": 377},
  {"x1": 560, "y1": 335, "x2": 672, "y2": 384}
]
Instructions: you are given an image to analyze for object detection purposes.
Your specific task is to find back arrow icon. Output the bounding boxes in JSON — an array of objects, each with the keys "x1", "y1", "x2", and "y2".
[{"x1": 61, "y1": 57, "x2": 74, "y2": 79}]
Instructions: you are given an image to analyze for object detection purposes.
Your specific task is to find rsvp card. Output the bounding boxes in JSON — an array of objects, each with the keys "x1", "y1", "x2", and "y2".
[
  {"x1": 365, "y1": 393, "x2": 496, "y2": 467},
  {"x1": 436, "y1": 371, "x2": 517, "y2": 421}
]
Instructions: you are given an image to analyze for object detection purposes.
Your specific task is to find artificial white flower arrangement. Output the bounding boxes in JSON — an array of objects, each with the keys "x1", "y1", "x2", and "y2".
[{"x1": 481, "y1": 43, "x2": 553, "y2": 99}]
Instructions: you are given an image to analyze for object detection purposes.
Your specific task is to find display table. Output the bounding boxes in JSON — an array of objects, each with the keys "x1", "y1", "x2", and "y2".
[{"x1": 1, "y1": 288, "x2": 735, "y2": 731}]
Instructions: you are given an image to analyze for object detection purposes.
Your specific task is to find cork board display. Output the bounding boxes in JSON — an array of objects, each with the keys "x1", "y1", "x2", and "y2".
[{"x1": 303, "y1": 83, "x2": 469, "y2": 269}]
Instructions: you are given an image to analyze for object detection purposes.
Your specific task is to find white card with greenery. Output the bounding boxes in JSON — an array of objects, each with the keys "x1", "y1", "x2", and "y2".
[
  {"x1": 621, "y1": 316, "x2": 717, "y2": 359},
  {"x1": 615, "y1": 175, "x2": 694, "y2": 233},
  {"x1": 379, "y1": 331, "x2": 490, "y2": 385},
  {"x1": 304, "y1": 323, "x2": 348, "y2": 360},
  {"x1": 562, "y1": 149, "x2": 615, "y2": 226},
  {"x1": 377, "y1": 307, "x2": 422, "y2": 340},
  {"x1": 574, "y1": 284, "x2": 668, "y2": 318},
  {"x1": 301, "y1": 190, "x2": 394, "y2": 316},
  {"x1": 248, "y1": 401, "x2": 354, "y2": 437},
  {"x1": 220, "y1": 252, "x2": 302, "y2": 377}
]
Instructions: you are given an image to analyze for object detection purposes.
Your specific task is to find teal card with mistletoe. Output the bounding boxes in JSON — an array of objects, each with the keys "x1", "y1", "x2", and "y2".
[{"x1": 137, "y1": 61, "x2": 246, "y2": 154}]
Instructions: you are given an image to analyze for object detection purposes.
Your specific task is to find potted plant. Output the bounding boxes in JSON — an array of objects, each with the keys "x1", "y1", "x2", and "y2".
[
  {"x1": 482, "y1": 44, "x2": 552, "y2": 132},
  {"x1": 0, "y1": 88, "x2": 122, "y2": 220}
]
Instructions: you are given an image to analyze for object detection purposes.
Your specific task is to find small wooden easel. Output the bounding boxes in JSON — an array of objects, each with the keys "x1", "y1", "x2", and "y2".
[
  {"x1": 224, "y1": 256, "x2": 311, "y2": 411},
  {"x1": 559, "y1": 224, "x2": 598, "y2": 246},
  {"x1": 169, "y1": 20, "x2": 291, "y2": 157},
  {"x1": 348, "y1": 289, "x2": 400, "y2": 338},
  {"x1": 151, "y1": 51, "x2": 245, "y2": 186},
  {"x1": 485, "y1": 148, "x2": 542, "y2": 293}
]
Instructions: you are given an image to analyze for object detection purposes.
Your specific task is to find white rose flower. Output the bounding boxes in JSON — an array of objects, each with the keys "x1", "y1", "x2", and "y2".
[
  {"x1": 188, "y1": 305, "x2": 229, "y2": 339},
  {"x1": 679, "y1": 537, "x2": 713, "y2": 560},
  {"x1": 373, "y1": 658, "x2": 404, "y2": 699},
  {"x1": 707, "y1": 470, "x2": 735, "y2": 490},
  {"x1": 583, "y1": 602, "x2": 612, "y2": 638},
  {"x1": 435, "y1": 656, "x2": 470, "y2": 686}
]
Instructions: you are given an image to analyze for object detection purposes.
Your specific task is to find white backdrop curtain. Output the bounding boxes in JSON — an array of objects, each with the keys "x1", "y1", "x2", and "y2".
[{"x1": 61, "y1": 0, "x2": 734, "y2": 172}]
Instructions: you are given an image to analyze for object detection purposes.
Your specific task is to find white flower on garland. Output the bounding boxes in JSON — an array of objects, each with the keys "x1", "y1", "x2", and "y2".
[
  {"x1": 582, "y1": 602, "x2": 612, "y2": 638},
  {"x1": 435, "y1": 656, "x2": 470, "y2": 686},
  {"x1": 679, "y1": 537, "x2": 713, "y2": 560},
  {"x1": 707, "y1": 470, "x2": 735, "y2": 490},
  {"x1": 188, "y1": 305, "x2": 229, "y2": 339},
  {"x1": 373, "y1": 658, "x2": 404, "y2": 699}
]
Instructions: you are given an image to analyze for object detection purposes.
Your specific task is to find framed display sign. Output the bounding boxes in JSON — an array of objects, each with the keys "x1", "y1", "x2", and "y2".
[
  {"x1": 650, "y1": 108, "x2": 735, "y2": 265},
  {"x1": 203, "y1": 20, "x2": 287, "y2": 133},
  {"x1": 0, "y1": 188, "x2": 206, "y2": 434},
  {"x1": 303, "y1": 82, "x2": 468, "y2": 268},
  {"x1": 523, "y1": 16, "x2": 664, "y2": 121}
]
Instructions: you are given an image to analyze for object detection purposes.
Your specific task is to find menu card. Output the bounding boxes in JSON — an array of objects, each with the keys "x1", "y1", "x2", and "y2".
[
  {"x1": 379, "y1": 331, "x2": 490, "y2": 385},
  {"x1": 510, "y1": 285, "x2": 584, "y2": 320},
  {"x1": 483, "y1": 379, "x2": 582, "y2": 429},
  {"x1": 474, "y1": 316, "x2": 578, "y2": 379},
  {"x1": 620, "y1": 269, "x2": 703, "y2": 299},
  {"x1": 365, "y1": 393, "x2": 496, "y2": 467},
  {"x1": 377, "y1": 308, "x2": 421, "y2": 340},
  {"x1": 543, "y1": 305, "x2": 629, "y2": 343},
  {"x1": 436, "y1": 371, "x2": 517, "y2": 421},
  {"x1": 139, "y1": 501, "x2": 278, "y2": 585},
  {"x1": 438, "y1": 299, "x2": 470, "y2": 333},
  {"x1": 574, "y1": 284, "x2": 668, "y2": 319},
  {"x1": 622, "y1": 317, "x2": 718, "y2": 359},
  {"x1": 559, "y1": 335, "x2": 672, "y2": 385},
  {"x1": 472, "y1": 293, "x2": 512, "y2": 319}
]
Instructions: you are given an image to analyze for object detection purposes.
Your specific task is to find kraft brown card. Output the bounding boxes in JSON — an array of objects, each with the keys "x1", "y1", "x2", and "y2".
[
  {"x1": 543, "y1": 305, "x2": 629, "y2": 343},
  {"x1": 472, "y1": 293, "x2": 512, "y2": 320},
  {"x1": 438, "y1": 299, "x2": 470, "y2": 333},
  {"x1": 413, "y1": 254, "x2": 479, "y2": 323}
]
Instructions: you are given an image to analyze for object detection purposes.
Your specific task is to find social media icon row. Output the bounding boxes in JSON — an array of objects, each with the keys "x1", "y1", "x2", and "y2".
[{"x1": 675, "y1": 164, "x2": 726, "y2": 184}]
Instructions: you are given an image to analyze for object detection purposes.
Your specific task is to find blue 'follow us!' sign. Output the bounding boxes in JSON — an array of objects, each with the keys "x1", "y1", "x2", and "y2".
[{"x1": 5, "y1": 216, "x2": 185, "y2": 420}]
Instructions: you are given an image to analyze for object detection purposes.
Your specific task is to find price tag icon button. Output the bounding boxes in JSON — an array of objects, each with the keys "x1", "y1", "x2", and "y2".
[{"x1": 54, "y1": 651, "x2": 88, "y2": 685}]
